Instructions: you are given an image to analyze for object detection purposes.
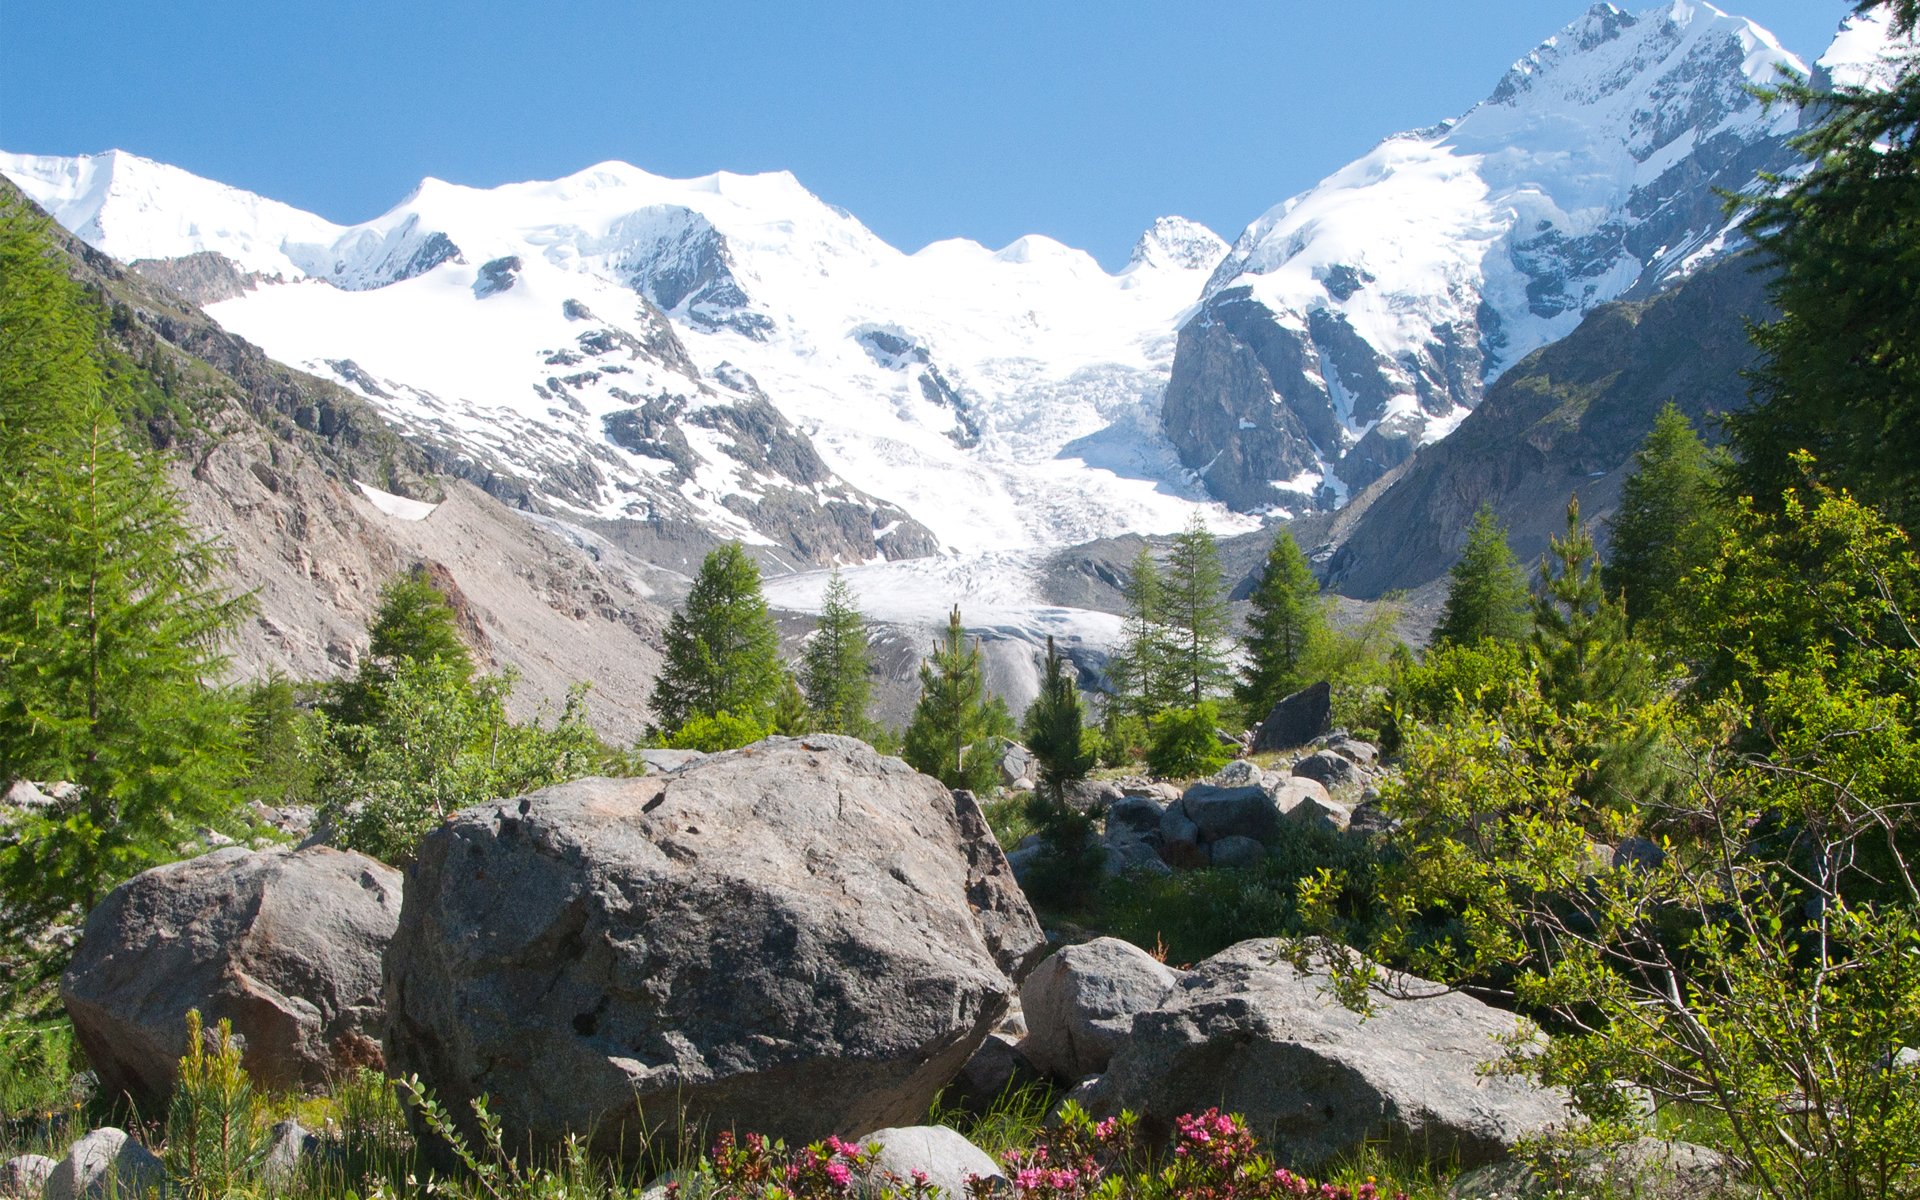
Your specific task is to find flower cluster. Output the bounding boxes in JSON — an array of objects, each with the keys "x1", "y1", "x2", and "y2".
[
  {"x1": 1159, "y1": 1109, "x2": 1408, "y2": 1200},
  {"x1": 985, "y1": 1102, "x2": 1140, "y2": 1200},
  {"x1": 705, "y1": 1129, "x2": 879, "y2": 1200}
]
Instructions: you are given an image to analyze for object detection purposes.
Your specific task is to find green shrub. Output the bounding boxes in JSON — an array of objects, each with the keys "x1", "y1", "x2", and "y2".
[
  {"x1": 666, "y1": 710, "x2": 767, "y2": 753},
  {"x1": 1382, "y1": 637, "x2": 1533, "y2": 751},
  {"x1": 166, "y1": 1010, "x2": 269, "y2": 1200},
  {"x1": 1145, "y1": 702, "x2": 1230, "y2": 779}
]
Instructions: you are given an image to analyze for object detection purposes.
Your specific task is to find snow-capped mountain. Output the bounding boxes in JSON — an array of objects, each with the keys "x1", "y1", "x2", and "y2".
[
  {"x1": 1162, "y1": 1, "x2": 1809, "y2": 516},
  {"x1": 2, "y1": 150, "x2": 1240, "y2": 562}
]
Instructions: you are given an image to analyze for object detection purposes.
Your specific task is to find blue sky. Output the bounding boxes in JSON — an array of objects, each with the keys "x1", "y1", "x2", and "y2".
[{"x1": 1, "y1": 1, "x2": 1855, "y2": 268}]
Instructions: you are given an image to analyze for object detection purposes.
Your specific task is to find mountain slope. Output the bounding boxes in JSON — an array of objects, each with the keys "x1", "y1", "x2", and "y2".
[
  {"x1": 1163, "y1": 1, "x2": 1804, "y2": 516},
  {"x1": 3, "y1": 177, "x2": 672, "y2": 739},
  {"x1": 1322, "y1": 252, "x2": 1772, "y2": 599}
]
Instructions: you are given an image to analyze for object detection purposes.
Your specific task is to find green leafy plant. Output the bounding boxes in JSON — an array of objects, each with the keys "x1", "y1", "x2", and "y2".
[{"x1": 1145, "y1": 703, "x2": 1229, "y2": 780}]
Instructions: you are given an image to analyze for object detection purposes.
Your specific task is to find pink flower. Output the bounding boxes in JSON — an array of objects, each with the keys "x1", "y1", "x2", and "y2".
[{"x1": 825, "y1": 1161, "x2": 852, "y2": 1187}]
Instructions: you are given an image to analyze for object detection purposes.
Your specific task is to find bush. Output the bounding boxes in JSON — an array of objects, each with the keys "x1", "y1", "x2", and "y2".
[
  {"x1": 667, "y1": 710, "x2": 768, "y2": 752},
  {"x1": 1381, "y1": 638, "x2": 1533, "y2": 751},
  {"x1": 1145, "y1": 702, "x2": 1230, "y2": 779}
]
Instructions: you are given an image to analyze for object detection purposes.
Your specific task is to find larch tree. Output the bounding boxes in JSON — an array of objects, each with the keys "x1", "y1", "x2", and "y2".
[
  {"x1": 0, "y1": 198, "x2": 249, "y2": 969},
  {"x1": 1161, "y1": 515, "x2": 1233, "y2": 707},
  {"x1": 1107, "y1": 546, "x2": 1178, "y2": 719},
  {"x1": 1236, "y1": 529, "x2": 1323, "y2": 719},
  {"x1": 799, "y1": 570, "x2": 872, "y2": 736},
  {"x1": 902, "y1": 606, "x2": 1007, "y2": 793},
  {"x1": 649, "y1": 541, "x2": 783, "y2": 736},
  {"x1": 1604, "y1": 404, "x2": 1727, "y2": 637},
  {"x1": 1433, "y1": 504, "x2": 1532, "y2": 647}
]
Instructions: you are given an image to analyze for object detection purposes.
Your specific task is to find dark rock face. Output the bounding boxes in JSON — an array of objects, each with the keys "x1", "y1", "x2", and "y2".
[
  {"x1": 1081, "y1": 940, "x2": 1569, "y2": 1172},
  {"x1": 473, "y1": 256, "x2": 522, "y2": 298},
  {"x1": 384, "y1": 737, "x2": 1044, "y2": 1161},
  {"x1": 612, "y1": 206, "x2": 773, "y2": 340},
  {"x1": 1325, "y1": 256, "x2": 1772, "y2": 598},
  {"x1": 1253, "y1": 683, "x2": 1333, "y2": 753},
  {"x1": 130, "y1": 251, "x2": 270, "y2": 305},
  {"x1": 62, "y1": 847, "x2": 402, "y2": 1106}
]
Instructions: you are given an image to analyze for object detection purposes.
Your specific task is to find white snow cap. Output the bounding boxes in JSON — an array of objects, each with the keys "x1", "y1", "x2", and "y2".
[{"x1": 1819, "y1": 6, "x2": 1917, "y2": 91}]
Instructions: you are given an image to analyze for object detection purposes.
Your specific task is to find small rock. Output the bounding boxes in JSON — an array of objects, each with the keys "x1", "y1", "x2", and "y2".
[
  {"x1": 1284, "y1": 794, "x2": 1353, "y2": 835},
  {"x1": 1447, "y1": 1138, "x2": 1735, "y2": 1200},
  {"x1": 1325, "y1": 737, "x2": 1379, "y2": 767},
  {"x1": 1614, "y1": 836, "x2": 1666, "y2": 872},
  {"x1": 947, "y1": 1033, "x2": 1041, "y2": 1114},
  {"x1": 2, "y1": 1155, "x2": 56, "y2": 1200},
  {"x1": 1020, "y1": 938, "x2": 1181, "y2": 1082},
  {"x1": 1104, "y1": 796, "x2": 1166, "y2": 845},
  {"x1": 1064, "y1": 779, "x2": 1124, "y2": 813},
  {"x1": 1209, "y1": 760, "x2": 1266, "y2": 789},
  {"x1": 1103, "y1": 840, "x2": 1173, "y2": 878},
  {"x1": 43, "y1": 1130, "x2": 163, "y2": 1200},
  {"x1": 995, "y1": 741, "x2": 1036, "y2": 790},
  {"x1": 1208, "y1": 835, "x2": 1266, "y2": 869},
  {"x1": 860, "y1": 1126, "x2": 1006, "y2": 1200},
  {"x1": 637, "y1": 748, "x2": 705, "y2": 774},
  {"x1": 1292, "y1": 751, "x2": 1360, "y2": 792},
  {"x1": 262, "y1": 1119, "x2": 318, "y2": 1187},
  {"x1": 1157, "y1": 807, "x2": 1206, "y2": 870}
]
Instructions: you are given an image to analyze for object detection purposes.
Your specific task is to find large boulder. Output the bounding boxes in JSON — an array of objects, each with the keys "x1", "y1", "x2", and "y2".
[
  {"x1": 62, "y1": 845, "x2": 401, "y2": 1106},
  {"x1": 1020, "y1": 938, "x2": 1181, "y2": 1082},
  {"x1": 1252, "y1": 683, "x2": 1332, "y2": 753},
  {"x1": 1448, "y1": 1139, "x2": 1735, "y2": 1200},
  {"x1": 42, "y1": 1131, "x2": 162, "y2": 1200},
  {"x1": 384, "y1": 736, "x2": 1044, "y2": 1162},
  {"x1": 1175, "y1": 784, "x2": 1284, "y2": 844},
  {"x1": 1292, "y1": 751, "x2": 1361, "y2": 793},
  {"x1": 1080, "y1": 940, "x2": 1569, "y2": 1172}
]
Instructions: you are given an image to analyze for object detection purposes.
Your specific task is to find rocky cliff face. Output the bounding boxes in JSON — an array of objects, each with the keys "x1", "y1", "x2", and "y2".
[
  {"x1": 1163, "y1": 2, "x2": 1804, "y2": 516},
  {"x1": 1323, "y1": 253, "x2": 1773, "y2": 600}
]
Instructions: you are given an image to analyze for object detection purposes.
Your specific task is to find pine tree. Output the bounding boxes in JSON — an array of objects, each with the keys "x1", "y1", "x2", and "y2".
[
  {"x1": 1236, "y1": 529, "x2": 1323, "y2": 719},
  {"x1": 1433, "y1": 504, "x2": 1531, "y2": 647},
  {"x1": 902, "y1": 606, "x2": 1006, "y2": 792},
  {"x1": 649, "y1": 542, "x2": 783, "y2": 736},
  {"x1": 771, "y1": 670, "x2": 811, "y2": 736},
  {"x1": 800, "y1": 570, "x2": 872, "y2": 736},
  {"x1": 1604, "y1": 404, "x2": 1727, "y2": 639},
  {"x1": 0, "y1": 199, "x2": 249, "y2": 961},
  {"x1": 1729, "y1": 12, "x2": 1920, "y2": 527},
  {"x1": 1531, "y1": 497, "x2": 1651, "y2": 714},
  {"x1": 1107, "y1": 546, "x2": 1178, "y2": 719},
  {"x1": 1023, "y1": 636, "x2": 1096, "y2": 810},
  {"x1": 1161, "y1": 515, "x2": 1233, "y2": 706}
]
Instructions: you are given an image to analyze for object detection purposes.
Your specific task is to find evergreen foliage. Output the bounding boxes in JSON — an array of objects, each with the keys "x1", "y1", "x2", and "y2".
[
  {"x1": 902, "y1": 606, "x2": 1009, "y2": 792},
  {"x1": 1106, "y1": 546, "x2": 1179, "y2": 719},
  {"x1": 1604, "y1": 404, "x2": 1727, "y2": 637},
  {"x1": 799, "y1": 571, "x2": 872, "y2": 736},
  {"x1": 1529, "y1": 497, "x2": 1651, "y2": 714},
  {"x1": 1023, "y1": 636, "x2": 1096, "y2": 810},
  {"x1": 1146, "y1": 702, "x2": 1231, "y2": 779},
  {"x1": 0, "y1": 199, "x2": 249, "y2": 976},
  {"x1": 237, "y1": 670, "x2": 319, "y2": 808},
  {"x1": 166, "y1": 1009, "x2": 269, "y2": 1200},
  {"x1": 1160, "y1": 516, "x2": 1233, "y2": 707},
  {"x1": 1236, "y1": 530, "x2": 1323, "y2": 721},
  {"x1": 1432, "y1": 505, "x2": 1530, "y2": 647},
  {"x1": 650, "y1": 542, "x2": 783, "y2": 736},
  {"x1": 328, "y1": 565, "x2": 474, "y2": 731},
  {"x1": 771, "y1": 671, "x2": 811, "y2": 736},
  {"x1": 1730, "y1": 16, "x2": 1920, "y2": 529}
]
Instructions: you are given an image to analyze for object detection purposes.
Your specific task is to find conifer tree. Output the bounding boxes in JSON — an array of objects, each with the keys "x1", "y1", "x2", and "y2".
[
  {"x1": 771, "y1": 670, "x2": 811, "y2": 736},
  {"x1": 1107, "y1": 546, "x2": 1178, "y2": 719},
  {"x1": 800, "y1": 571, "x2": 872, "y2": 736},
  {"x1": 649, "y1": 542, "x2": 782, "y2": 736},
  {"x1": 902, "y1": 606, "x2": 1007, "y2": 792},
  {"x1": 1161, "y1": 515, "x2": 1233, "y2": 706},
  {"x1": 1531, "y1": 497, "x2": 1651, "y2": 714},
  {"x1": 1433, "y1": 504, "x2": 1531, "y2": 647},
  {"x1": 1023, "y1": 636, "x2": 1096, "y2": 810},
  {"x1": 329, "y1": 565, "x2": 474, "y2": 729},
  {"x1": 0, "y1": 200, "x2": 248, "y2": 957},
  {"x1": 1604, "y1": 404, "x2": 1727, "y2": 637},
  {"x1": 1236, "y1": 529, "x2": 1323, "y2": 719},
  {"x1": 1730, "y1": 11, "x2": 1920, "y2": 527}
]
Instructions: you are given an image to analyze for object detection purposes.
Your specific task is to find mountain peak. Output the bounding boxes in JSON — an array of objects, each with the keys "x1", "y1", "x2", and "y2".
[{"x1": 1126, "y1": 216, "x2": 1227, "y2": 272}]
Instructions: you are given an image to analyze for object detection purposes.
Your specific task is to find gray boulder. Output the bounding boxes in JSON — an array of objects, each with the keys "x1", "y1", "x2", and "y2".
[
  {"x1": 1178, "y1": 784, "x2": 1283, "y2": 844},
  {"x1": 1103, "y1": 796, "x2": 1165, "y2": 846},
  {"x1": 1020, "y1": 938, "x2": 1181, "y2": 1082},
  {"x1": 63, "y1": 845, "x2": 401, "y2": 1106},
  {"x1": 1157, "y1": 806, "x2": 1206, "y2": 870},
  {"x1": 995, "y1": 741, "x2": 1036, "y2": 790},
  {"x1": 1253, "y1": 683, "x2": 1332, "y2": 753},
  {"x1": 1448, "y1": 1138, "x2": 1734, "y2": 1199},
  {"x1": 1283, "y1": 793, "x2": 1353, "y2": 835},
  {"x1": 1292, "y1": 751, "x2": 1361, "y2": 792},
  {"x1": 1064, "y1": 779, "x2": 1124, "y2": 813},
  {"x1": 1209, "y1": 835, "x2": 1267, "y2": 869},
  {"x1": 384, "y1": 736, "x2": 1044, "y2": 1162},
  {"x1": 1326, "y1": 736, "x2": 1379, "y2": 767},
  {"x1": 637, "y1": 748, "x2": 705, "y2": 774},
  {"x1": 2, "y1": 1156, "x2": 55, "y2": 1200},
  {"x1": 42, "y1": 1131, "x2": 162, "y2": 1200},
  {"x1": 1614, "y1": 836, "x2": 1667, "y2": 872},
  {"x1": 861, "y1": 1126, "x2": 1005, "y2": 1199},
  {"x1": 1102, "y1": 840, "x2": 1172, "y2": 879},
  {"x1": 1208, "y1": 760, "x2": 1266, "y2": 789},
  {"x1": 1080, "y1": 940, "x2": 1569, "y2": 1172},
  {"x1": 262, "y1": 1119, "x2": 323, "y2": 1188}
]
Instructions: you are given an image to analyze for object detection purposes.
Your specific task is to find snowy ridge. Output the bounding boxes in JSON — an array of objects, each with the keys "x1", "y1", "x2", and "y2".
[
  {"x1": 1, "y1": 149, "x2": 1244, "y2": 558},
  {"x1": 1164, "y1": 1, "x2": 1811, "y2": 515}
]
